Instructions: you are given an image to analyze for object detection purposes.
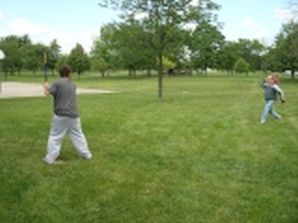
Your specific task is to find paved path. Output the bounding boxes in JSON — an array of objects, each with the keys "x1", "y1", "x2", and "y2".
[{"x1": 0, "y1": 82, "x2": 115, "y2": 99}]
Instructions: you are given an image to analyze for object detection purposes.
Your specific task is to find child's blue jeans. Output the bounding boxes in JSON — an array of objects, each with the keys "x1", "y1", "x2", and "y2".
[{"x1": 260, "y1": 100, "x2": 281, "y2": 124}]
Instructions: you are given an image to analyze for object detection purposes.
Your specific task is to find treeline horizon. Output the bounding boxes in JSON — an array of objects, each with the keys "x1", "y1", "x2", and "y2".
[{"x1": 0, "y1": 1, "x2": 297, "y2": 81}]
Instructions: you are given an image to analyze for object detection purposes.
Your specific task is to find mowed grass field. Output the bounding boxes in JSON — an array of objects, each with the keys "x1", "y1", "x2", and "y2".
[{"x1": 0, "y1": 72, "x2": 297, "y2": 223}]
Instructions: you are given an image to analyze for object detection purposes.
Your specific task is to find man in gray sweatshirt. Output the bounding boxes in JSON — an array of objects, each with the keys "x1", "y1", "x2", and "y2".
[
  {"x1": 43, "y1": 65, "x2": 92, "y2": 164},
  {"x1": 260, "y1": 74, "x2": 285, "y2": 124}
]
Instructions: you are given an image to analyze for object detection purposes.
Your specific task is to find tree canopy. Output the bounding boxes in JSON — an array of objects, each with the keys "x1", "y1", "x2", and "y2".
[{"x1": 98, "y1": 0, "x2": 221, "y2": 99}]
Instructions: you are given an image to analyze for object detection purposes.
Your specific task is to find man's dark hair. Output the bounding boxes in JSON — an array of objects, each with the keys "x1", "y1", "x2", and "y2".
[{"x1": 59, "y1": 65, "x2": 72, "y2": 77}]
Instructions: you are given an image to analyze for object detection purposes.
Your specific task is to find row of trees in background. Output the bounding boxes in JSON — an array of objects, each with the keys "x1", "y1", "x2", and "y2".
[
  {"x1": 0, "y1": 1, "x2": 297, "y2": 86},
  {"x1": 0, "y1": 35, "x2": 90, "y2": 79},
  {"x1": 93, "y1": 0, "x2": 298, "y2": 79},
  {"x1": 0, "y1": 30, "x2": 267, "y2": 78},
  {"x1": 263, "y1": 22, "x2": 298, "y2": 79}
]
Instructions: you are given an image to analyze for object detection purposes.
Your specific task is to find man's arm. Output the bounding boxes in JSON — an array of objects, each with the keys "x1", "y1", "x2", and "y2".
[{"x1": 43, "y1": 82, "x2": 50, "y2": 96}]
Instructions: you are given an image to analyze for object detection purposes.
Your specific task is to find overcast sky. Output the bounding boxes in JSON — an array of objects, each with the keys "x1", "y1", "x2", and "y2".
[{"x1": 0, "y1": 0, "x2": 294, "y2": 53}]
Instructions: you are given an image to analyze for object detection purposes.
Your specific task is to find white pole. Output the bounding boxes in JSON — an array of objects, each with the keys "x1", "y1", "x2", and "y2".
[{"x1": 0, "y1": 50, "x2": 5, "y2": 93}]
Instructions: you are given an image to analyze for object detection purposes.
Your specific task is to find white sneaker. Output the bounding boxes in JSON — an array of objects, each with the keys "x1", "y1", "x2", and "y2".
[
  {"x1": 81, "y1": 152, "x2": 92, "y2": 160},
  {"x1": 43, "y1": 158, "x2": 65, "y2": 165},
  {"x1": 43, "y1": 157, "x2": 53, "y2": 164}
]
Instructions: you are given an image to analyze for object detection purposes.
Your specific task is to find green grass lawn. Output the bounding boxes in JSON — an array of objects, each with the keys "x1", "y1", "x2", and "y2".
[{"x1": 0, "y1": 72, "x2": 297, "y2": 223}]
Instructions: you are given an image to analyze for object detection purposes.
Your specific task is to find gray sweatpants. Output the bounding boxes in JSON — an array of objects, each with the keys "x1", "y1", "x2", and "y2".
[{"x1": 44, "y1": 115, "x2": 92, "y2": 164}]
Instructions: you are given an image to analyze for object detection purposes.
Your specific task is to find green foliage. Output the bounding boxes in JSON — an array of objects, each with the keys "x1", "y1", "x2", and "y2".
[
  {"x1": 234, "y1": 58, "x2": 250, "y2": 74},
  {"x1": 236, "y1": 39, "x2": 265, "y2": 72},
  {"x1": 47, "y1": 39, "x2": 61, "y2": 74},
  {"x1": 90, "y1": 31, "x2": 112, "y2": 77},
  {"x1": 219, "y1": 39, "x2": 265, "y2": 74},
  {"x1": 190, "y1": 20, "x2": 225, "y2": 72},
  {"x1": 68, "y1": 43, "x2": 90, "y2": 77},
  {"x1": 99, "y1": 0, "x2": 220, "y2": 99},
  {"x1": 111, "y1": 21, "x2": 156, "y2": 72},
  {"x1": 0, "y1": 35, "x2": 61, "y2": 76},
  {"x1": 162, "y1": 56, "x2": 176, "y2": 70},
  {"x1": 219, "y1": 41, "x2": 239, "y2": 74},
  {"x1": 56, "y1": 55, "x2": 69, "y2": 71},
  {"x1": 90, "y1": 24, "x2": 122, "y2": 74},
  {"x1": 91, "y1": 56, "x2": 109, "y2": 77},
  {"x1": 22, "y1": 43, "x2": 44, "y2": 74},
  {"x1": 0, "y1": 74, "x2": 297, "y2": 222},
  {"x1": 268, "y1": 21, "x2": 298, "y2": 78},
  {"x1": 0, "y1": 35, "x2": 25, "y2": 75}
]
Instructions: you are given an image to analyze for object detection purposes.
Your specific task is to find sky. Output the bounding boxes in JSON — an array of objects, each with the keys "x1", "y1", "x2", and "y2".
[{"x1": 0, "y1": 0, "x2": 295, "y2": 53}]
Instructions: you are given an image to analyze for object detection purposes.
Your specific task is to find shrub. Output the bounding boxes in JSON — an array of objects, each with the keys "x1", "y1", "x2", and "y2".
[{"x1": 234, "y1": 58, "x2": 250, "y2": 74}]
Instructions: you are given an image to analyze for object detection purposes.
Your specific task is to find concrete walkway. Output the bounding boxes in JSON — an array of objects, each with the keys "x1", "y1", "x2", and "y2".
[{"x1": 0, "y1": 82, "x2": 115, "y2": 99}]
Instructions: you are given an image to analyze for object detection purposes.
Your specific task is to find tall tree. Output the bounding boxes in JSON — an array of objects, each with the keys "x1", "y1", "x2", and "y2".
[
  {"x1": 47, "y1": 39, "x2": 61, "y2": 75},
  {"x1": 189, "y1": 20, "x2": 224, "y2": 74},
  {"x1": 217, "y1": 39, "x2": 265, "y2": 74},
  {"x1": 22, "y1": 43, "x2": 44, "y2": 75},
  {"x1": 68, "y1": 43, "x2": 90, "y2": 78},
  {"x1": 235, "y1": 39, "x2": 265, "y2": 72},
  {"x1": 91, "y1": 24, "x2": 123, "y2": 77},
  {"x1": 57, "y1": 54, "x2": 69, "y2": 70},
  {"x1": 111, "y1": 20, "x2": 156, "y2": 76},
  {"x1": 234, "y1": 58, "x2": 249, "y2": 75},
  {"x1": 0, "y1": 35, "x2": 26, "y2": 76},
  {"x1": 99, "y1": 0, "x2": 219, "y2": 100},
  {"x1": 218, "y1": 41, "x2": 239, "y2": 75},
  {"x1": 272, "y1": 21, "x2": 298, "y2": 79},
  {"x1": 90, "y1": 41, "x2": 110, "y2": 78}
]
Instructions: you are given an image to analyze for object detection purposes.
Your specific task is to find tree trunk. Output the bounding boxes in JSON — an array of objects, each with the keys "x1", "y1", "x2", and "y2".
[
  {"x1": 101, "y1": 71, "x2": 105, "y2": 78},
  {"x1": 158, "y1": 52, "x2": 163, "y2": 100},
  {"x1": 291, "y1": 69, "x2": 295, "y2": 80}
]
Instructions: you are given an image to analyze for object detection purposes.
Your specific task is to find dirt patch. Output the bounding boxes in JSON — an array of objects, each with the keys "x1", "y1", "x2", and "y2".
[{"x1": 0, "y1": 82, "x2": 116, "y2": 99}]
